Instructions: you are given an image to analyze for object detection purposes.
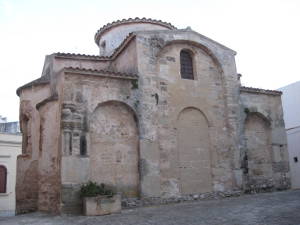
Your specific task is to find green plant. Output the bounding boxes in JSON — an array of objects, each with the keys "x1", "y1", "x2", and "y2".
[
  {"x1": 244, "y1": 108, "x2": 250, "y2": 114},
  {"x1": 131, "y1": 80, "x2": 139, "y2": 89},
  {"x1": 80, "y1": 181, "x2": 114, "y2": 198}
]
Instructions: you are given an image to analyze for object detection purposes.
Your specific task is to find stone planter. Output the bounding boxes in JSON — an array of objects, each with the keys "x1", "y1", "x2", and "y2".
[{"x1": 83, "y1": 194, "x2": 121, "y2": 216}]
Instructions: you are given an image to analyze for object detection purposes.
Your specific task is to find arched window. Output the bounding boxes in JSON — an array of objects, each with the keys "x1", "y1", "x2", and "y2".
[
  {"x1": 180, "y1": 50, "x2": 194, "y2": 80},
  {"x1": 0, "y1": 165, "x2": 7, "y2": 193}
]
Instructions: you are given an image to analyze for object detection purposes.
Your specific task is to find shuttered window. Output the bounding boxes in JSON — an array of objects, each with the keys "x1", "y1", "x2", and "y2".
[
  {"x1": 180, "y1": 50, "x2": 194, "y2": 80},
  {"x1": 0, "y1": 165, "x2": 7, "y2": 193}
]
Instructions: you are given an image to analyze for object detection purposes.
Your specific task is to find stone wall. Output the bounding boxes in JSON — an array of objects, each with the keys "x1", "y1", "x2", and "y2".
[
  {"x1": 16, "y1": 62, "x2": 63, "y2": 213},
  {"x1": 37, "y1": 100, "x2": 61, "y2": 212},
  {"x1": 89, "y1": 101, "x2": 139, "y2": 196},
  {"x1": 111, "y1": 38, "x2": 138, "y2": 75},
  {"x1": 135, "y1": 30, "x2": 240, "y2": 197},
  {"x1": 240, "y1": 90, "x2": 290, "y2": 192},
  {"x1": 16, "y1": 23, "x2": 291, "y2": 214},
  {"x1": 60, "y1": 72, "x2": 139, "y2": 213},
  {"x1": 16, "y1": 84, "x2": 51, "y2": 213}
]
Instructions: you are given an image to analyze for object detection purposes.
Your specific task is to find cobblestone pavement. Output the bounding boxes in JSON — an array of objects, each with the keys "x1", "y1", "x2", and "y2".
[{"x1": 1, "y1": 190, "x2": 300, "y2": 225}]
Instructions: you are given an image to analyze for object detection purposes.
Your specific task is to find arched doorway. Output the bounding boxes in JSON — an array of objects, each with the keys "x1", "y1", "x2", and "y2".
[
  {"x1": 89, "y1": 101, "x2": 139, "y2": 197},
  {"x1": 244, "y1": 113, "x2": 273, "y2": 185},
  {"x1": 177, "y1": 107, "x2": 212, "y2": 194}
]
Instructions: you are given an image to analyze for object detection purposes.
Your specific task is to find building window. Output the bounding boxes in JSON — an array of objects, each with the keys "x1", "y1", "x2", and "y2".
[
  {"x1": 21, "y1": 116, "x2": 29, "y2": 154},
  {"x1": 0, "y1": 165, "x2": 7, "y2": 193},
  {"x1": 294, "y1": 157, "x2": 298, "y2": 163},
  {"x1": 80, "y1": 135, "x2": 87, "y2": 156},
  {"x1": 101, "y1": 40, "x2": 106, "y2": 48},
  {"x1": 180, "y1": 50, "x2": 194, "y2": 80}
]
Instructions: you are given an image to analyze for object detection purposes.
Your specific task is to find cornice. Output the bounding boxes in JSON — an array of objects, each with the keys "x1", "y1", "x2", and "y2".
[{"x1": 64, "y1": 67, "x2": 138, "y2": 80}]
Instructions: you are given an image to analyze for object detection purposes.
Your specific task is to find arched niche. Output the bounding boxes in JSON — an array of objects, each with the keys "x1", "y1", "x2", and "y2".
[
  {"x1": 89, "y1": 101, "x2": 139, "y2": 197},
  {"x1": 244, "y1": 112, "x2": 273, "y2": 185},
  {"x1": 176, "y1": 107, "x2": 212, "y2": 194},
  {"x1": 157, "y1": 40, "x2": 229, "y2": 131}
]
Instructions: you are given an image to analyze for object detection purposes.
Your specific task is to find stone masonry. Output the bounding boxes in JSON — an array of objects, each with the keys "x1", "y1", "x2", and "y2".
[{"x1": 16, "y1": 18, "x2": 290, "y2": 214}]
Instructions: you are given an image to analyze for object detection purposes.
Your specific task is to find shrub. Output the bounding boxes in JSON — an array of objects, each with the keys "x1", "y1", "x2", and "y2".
[{"x1": 80, "y1": 181, "x2": 114, "y2": 198}]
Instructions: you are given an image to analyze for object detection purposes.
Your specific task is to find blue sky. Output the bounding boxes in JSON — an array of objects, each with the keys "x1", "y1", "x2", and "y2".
[{"x1": 0, "y1": 0, "x2": 299, "y2": 121}]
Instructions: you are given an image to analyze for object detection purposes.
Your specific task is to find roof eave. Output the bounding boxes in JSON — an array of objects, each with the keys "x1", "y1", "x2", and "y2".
[
  {"x1": 63, "y1": 67, "x2": 138, "y2": 80},
  {"x1": 240, "y1": 86, "x2": 282, "y2": 96}
]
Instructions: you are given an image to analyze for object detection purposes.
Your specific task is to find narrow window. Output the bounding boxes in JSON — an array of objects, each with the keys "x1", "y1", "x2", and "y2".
[
  {"x1": 180, "y1": 50, "x2": 194, "y2": 80},
  {"x1": 294, "y1": 157, "x2": 298, "y2": 163},
  {"x1": 80, "y1": 135, "x2": 87, "y2": 156},
  {"x1": 101, "y1": 40, "x2": 106, "y2": 48},
  {"x1": 0, "y1": 165, "x2": 7, "y2": 193},
  {"x1": 69, "y1": 133, "x2": 72, "y2": 155},
  {"x1": 21, "y1": 116, "x2": 29, "y2": 154}
]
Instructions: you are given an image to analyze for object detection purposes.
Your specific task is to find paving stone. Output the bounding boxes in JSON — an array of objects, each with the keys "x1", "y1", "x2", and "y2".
[{"x1": 2, "y1": 190, "x2": 300, "y2": 225}]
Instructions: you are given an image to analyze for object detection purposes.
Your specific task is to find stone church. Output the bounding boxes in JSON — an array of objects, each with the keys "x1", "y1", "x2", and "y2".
[{"x1": 16, "y1": 18, "x2": 290, "y2": 214}]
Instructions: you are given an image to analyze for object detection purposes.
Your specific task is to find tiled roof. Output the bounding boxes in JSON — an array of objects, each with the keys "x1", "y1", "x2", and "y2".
[
  {"x1": 16, "y1": 74, "x2": 50, "y2": 96},
  {"x1": 54, "y1": 52, "x2": 110, "y2": 60},
  {"x1": 94, "y1": 17, "x2": 177, "y2": 45},
  {"x1": 55, "y1": 33, "x2": 136, "y2": 60},
  {"x1": 64, "y1": 67, "x2": 138, "y2": 79},
  {"x1": 240, "y1": 86, "x2": 282, "y2": 95},
  {"x1": 16, "y1": 67, "x2": 138, "y2": 96}
]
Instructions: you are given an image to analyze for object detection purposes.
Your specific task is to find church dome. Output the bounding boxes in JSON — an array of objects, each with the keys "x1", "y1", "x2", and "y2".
[{"x1": 94, "y1": 17, "x2": 176, "y2": 56}]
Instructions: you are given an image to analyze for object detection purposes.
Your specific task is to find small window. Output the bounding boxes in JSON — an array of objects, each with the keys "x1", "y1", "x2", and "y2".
[
  {"x1": 294, "y1": 157, "x2": 298, "y2": 163},
  {"x1": 0, "y1": 165, "x2": 7, "y2": 193},
  {"x1": 180, "y1": 50, "x2": 194, "y2": 80},
  {"x1": 100, "y1": 41, "x2": 106, "y2": 49},
  {"x1": 80, "y1": 135, "x2": 87, "y2": 156},
  {"x1": 21, "y1": 116, "x2": 29, "y2": 154}
]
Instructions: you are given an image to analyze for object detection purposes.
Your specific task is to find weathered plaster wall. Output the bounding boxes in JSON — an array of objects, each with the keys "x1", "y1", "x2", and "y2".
[
  {"x1": 244, "y1": 114, "x2": 273, "y2": 187},
  {"x1": 17, "y1": 63, "x2": 63, "y2": 214},
  {"x1": 240, "y1": 91, "x2": 290, "y2": 191},
  {"x1": 110, "y1": 38, "x2": 138, "y2": 74},
  {"x1": 177, "y1": 108, "x2": 212, "y2": 194},
  {"x1": 60, "y1": 72, "x2": 139, "y2": 213},
  {"x1": 16, "y1": 84, "x2": 51, "y2": 213},
  {"x1": 156, "y1": 42, "x2": 235, "y2": 196},
  {"x1": 16, "y1": 24, "x2": 291, "y2": 214},
  {"x1": 89, "y1": 101, "x2": 139, "y2": 196},
  {"x1": 134, "y1": 30, "x2": 240, "y2": 197},
  {"x1": 37, "y1": 100, "x2": 61, "y2": 213}
]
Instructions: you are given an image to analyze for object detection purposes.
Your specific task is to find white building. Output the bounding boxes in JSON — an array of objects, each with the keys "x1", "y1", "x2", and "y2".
[
  {"x1": 0, "y1": 131, "x2": 21, "y2": 216},
  {"x1": 279, "y1": 81, "x2": 300, "y2": 189}
]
